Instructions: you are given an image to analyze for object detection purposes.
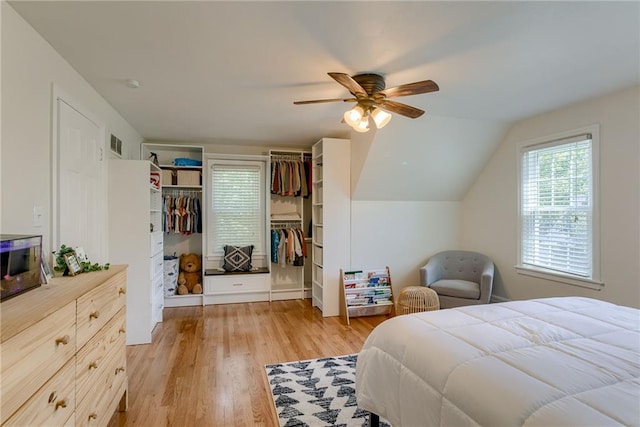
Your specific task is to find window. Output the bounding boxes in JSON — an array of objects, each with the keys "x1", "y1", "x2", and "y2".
[
  {"x1": 517, "y1": 125, "x2": 602, "y2": 289},
  {"x1": 207, "y1": 158, "x2": 266, "y2": 257}
]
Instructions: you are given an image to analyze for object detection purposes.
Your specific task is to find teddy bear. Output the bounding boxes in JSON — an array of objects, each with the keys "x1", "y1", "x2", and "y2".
[{"x1": 177, "y1": 253, "x2": 203, "y2": 295}]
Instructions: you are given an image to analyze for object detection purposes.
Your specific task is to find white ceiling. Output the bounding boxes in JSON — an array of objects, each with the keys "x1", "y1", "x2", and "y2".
[
  {"x1": 10, "y1": 1, "x2": 640, "y2": 148},
  {"x1": 8, "y1": 1, "x2": 640, "y2": 202}
]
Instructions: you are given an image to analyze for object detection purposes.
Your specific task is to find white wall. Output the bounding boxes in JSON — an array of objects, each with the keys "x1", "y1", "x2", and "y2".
[
  {"x1": 461, "y1": 86, "x2": 640, "y2": 308},
  {"x1": 1, "y1": 3, "x2": 143, "y2": 256},
  {"x1": 351, "y1": 116, "x2": 509, "y2": 201},
  {"x1": 351, "y1": 201, "x2": 461, "y2": 296}
]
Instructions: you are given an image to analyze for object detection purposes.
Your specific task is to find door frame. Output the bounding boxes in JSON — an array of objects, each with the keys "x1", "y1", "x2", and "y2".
[{"x1": 51, "y1": 84, "x2": 108, "y2": 260}]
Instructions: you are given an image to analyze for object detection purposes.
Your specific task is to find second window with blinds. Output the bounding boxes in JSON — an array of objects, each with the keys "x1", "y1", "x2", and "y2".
[{"x1": 516, "y1": 124, "x2": 602, "y2": 290}]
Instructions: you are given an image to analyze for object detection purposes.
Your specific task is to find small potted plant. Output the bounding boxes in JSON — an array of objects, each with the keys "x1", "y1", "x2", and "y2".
[
  {"x1": 52, "y1": 244, "x2": 76, "y2": 276},
  {"x1": 52, "y1": 244, "x2": 110, "y2": 276}
]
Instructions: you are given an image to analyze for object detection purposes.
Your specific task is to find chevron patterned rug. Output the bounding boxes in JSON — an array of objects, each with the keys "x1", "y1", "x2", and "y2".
[{"x1": 265, "y1": 354, "x2": 390, "y2": 427}]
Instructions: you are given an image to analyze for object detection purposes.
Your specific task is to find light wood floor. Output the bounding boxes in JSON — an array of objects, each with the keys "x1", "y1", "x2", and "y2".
[{"x1": 108, "y1": 299, "x2": 389, "y2": 427}]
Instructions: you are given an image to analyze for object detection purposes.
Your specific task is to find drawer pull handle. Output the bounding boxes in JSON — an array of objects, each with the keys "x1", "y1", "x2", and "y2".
[
  {"x1": 232, "y1": 283, "x2": 243, "y2": 287},
  {"x1": 55, "y1": 399, "x2": 67, "y2": 410},
  {"x1": 55, "y1": 335, "x2": 70, "y2": 345},
  {"x1": 89, "y1": 361, "x2": 98, "y2": 370},
  {"x1": 89, "y1": 311, "x2": 100, "y2": 319},
  {"x1": 119, "y1": 327, "x2": 126, "y2": 334},
  {"x1": 118, "y1": 288, "x2": 126, "y2": 295},
  {"x1": 88, "y1": 413, "x2": 98, "y2": 420},
  {"x1": 115, "y1": 366, "x2": 125, "y2": 375},
  {"x1": 48, "y1": 392, "x2": 58, "y2": 404}
]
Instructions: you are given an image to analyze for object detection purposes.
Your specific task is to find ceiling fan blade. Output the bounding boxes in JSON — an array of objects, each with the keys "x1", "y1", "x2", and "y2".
[
  {"x1": 328, "y1": 72, "x2": 368, "y2": 97},
  {"x1": 379, "y1": 80, "x2": 439, "y2": 98},
  {"x1": 379, "y1": 100, "x2": 425, "y2": 118},
  {"x1": 294, "y1": 98, "x2": 356, "y2": 105}
]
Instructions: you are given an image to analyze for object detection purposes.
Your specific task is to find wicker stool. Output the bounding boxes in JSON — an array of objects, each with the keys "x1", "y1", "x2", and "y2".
[{"x1": 397, "y1": 286, "x2": 440, "y2": 314}]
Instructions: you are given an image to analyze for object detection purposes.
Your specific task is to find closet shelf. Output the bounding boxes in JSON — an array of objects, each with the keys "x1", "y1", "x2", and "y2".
[
  {"x1": 159, "y1": 164, "x2": 202, "y2": 170},
  {"x1": 162, "y1": 185, "x2": 202, "y2": 190},
  {"x1": 312, "y1": 280, "x2": 323, "y2": 289},
  {"x1": 313, "y1": 262, "x2": 323, "y2": 268}
]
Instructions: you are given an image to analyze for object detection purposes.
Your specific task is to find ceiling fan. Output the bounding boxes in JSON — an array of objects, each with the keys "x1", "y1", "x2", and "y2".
[{"x1": 294, "y1": 72, "x2": 439, "y2": 132}]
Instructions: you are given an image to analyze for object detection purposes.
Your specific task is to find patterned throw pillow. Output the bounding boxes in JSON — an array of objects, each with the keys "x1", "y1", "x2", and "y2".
[{"x1": 223, "y1": 245, "x2": 254, "y2": 272}]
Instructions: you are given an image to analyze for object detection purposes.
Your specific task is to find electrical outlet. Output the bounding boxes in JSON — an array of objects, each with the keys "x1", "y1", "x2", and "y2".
[{"x1": 33, "y1": 206, "x2": 43, "y2": 227}]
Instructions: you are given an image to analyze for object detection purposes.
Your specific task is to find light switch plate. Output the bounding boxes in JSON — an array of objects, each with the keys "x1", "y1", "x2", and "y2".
[{"x1": 33, "y1": 206, "x2": 43, "y2": 227}]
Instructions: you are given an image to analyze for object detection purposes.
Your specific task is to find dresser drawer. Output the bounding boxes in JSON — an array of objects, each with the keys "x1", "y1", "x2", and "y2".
[
  {"x1": 153, "y1": 270, "x2": 164, "y2": 296},
  {"x1": 77, "y1": 270, "x2": 126, "y2": 349},
  {"x1": 152, "y1": 272, "x2": 164, "y2": 322},
  {"x1": 150, "y1": 231, "x2": 163, "y2": 256},
  {"x1": 76, "y1": 308, "x2": 126, "y2": 403},
  {"x1": 4, "y1": 357, "x2": 76, "y2": 426},
  {"x1": 0, "y1": 300, "x2": 76, "y2": 424},
  {"x1": 150, "y1": 251, "x2": 164, "y2": 280},
  {"x1": 76, "y1": 345, "x2": 127, "y2": 427},
  {"x1": 205, "y1": 273, "x2": 270, "y2": 294}
]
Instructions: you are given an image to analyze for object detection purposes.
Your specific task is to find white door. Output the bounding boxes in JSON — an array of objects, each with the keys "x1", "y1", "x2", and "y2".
[{"x1": 56, "y1": 99, "x2": 106, "y2": 262}]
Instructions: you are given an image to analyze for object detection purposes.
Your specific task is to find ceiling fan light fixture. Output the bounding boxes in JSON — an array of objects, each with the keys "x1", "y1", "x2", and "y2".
[
  {"x1": 371, "y1": 107, "x2": 392, "y2": 129},
  {"x1": 294, "y1": 72, "x2": 438, "y2": 130},
  {"x1": 353, "y1": 115, "x2": 370, "y2": 133},
  {"x1": 343, "y1": 105, "x2": 365, "y2": 128}
]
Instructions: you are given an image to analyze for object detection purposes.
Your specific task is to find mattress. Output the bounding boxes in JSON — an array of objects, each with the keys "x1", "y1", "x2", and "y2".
[{"x1": 355, "y1": 297, "x2": 640, "y2": 426}]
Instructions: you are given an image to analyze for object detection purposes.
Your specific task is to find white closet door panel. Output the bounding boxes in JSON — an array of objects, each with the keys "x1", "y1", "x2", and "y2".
[{"x1": 57, "y1": 99, "x2": 105, "y2": 262}]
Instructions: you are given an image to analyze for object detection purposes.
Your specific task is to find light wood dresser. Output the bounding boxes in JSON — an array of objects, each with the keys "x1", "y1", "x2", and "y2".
[{"x1": 1, "y1": 265, "x2": 128, "y2": 426}]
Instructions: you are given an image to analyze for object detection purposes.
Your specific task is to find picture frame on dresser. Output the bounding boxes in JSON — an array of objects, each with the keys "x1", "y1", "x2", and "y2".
[
  {"x1": 74, "y1": 246, "x2": 88, "y2": 262},
  {"x1": 40, "y1": 258, "x2": 53, "y2": 284},
  {"x1": 63, "y1": 252, "x2": 83, "y2": 276}
]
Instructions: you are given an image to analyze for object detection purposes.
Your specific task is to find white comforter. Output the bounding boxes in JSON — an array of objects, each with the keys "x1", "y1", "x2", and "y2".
[{"x1": 355, "y1": 297, "x2": 640, "y2": 426}]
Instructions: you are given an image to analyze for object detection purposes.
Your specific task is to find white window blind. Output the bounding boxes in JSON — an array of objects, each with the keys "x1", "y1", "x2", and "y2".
[
  {"x1": 209, "y1": 161, "x2": 265, "y2": 255},
  {"x1": 520, "y1": 134, "x2": 593, "y2": 278}
]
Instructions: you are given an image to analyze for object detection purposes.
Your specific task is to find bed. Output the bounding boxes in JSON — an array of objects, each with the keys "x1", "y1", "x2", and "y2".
[{"x1": 355, "y1": 297, "x2": 640, "y2": 426}]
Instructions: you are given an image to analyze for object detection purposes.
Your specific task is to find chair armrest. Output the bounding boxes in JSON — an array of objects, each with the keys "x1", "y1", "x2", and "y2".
[
  {"x1": 419, "y1": 259, "x2": 442, "y2": 287},
  {"x1": 479, "y1": 261, "x2": 495, "y2": 303}
]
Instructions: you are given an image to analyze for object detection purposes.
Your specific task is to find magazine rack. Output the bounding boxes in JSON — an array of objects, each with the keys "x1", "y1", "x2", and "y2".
[{"x1": 340, "y1": 267, "x2": 394, "y2": 325}]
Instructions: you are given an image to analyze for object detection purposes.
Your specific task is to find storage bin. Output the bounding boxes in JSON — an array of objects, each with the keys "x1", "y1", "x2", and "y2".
[
  {"x1": 161, "y1": 169, "x2": 175, "y2": 186},
  {"x1": 177, "y1": 170, "x2": 200, "y2": 186},
  {"x1": 163, "y1": 256, "x2": 179, "y2": 296}
]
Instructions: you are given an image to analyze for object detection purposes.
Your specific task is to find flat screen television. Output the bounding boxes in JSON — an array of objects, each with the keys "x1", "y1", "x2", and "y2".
[{"x1": 1, "y1": 235, "x2": 42, "y2": 302}]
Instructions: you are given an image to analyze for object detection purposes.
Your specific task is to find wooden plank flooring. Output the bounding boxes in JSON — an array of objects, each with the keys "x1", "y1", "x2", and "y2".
[{"x1": 108, "y1": 299, "x2": 389, "y2": 426}]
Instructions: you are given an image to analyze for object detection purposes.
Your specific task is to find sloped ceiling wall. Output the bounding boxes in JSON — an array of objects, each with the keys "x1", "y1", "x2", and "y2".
[{"x1": 351, "y1": 116, "x2": 509, "y2": 201}]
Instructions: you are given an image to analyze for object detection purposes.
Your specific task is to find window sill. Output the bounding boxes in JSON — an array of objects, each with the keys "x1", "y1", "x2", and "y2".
[{"x1": 514, "y1": 265, "x2": 604, "y2": 291}]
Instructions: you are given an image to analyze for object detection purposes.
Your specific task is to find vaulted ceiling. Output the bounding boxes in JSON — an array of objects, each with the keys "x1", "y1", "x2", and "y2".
[{"x1": 9, "y1": 1, "x2": 640, "y2": 201}]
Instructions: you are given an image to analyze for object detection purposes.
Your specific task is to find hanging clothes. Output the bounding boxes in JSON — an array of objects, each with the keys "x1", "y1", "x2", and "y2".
[
  {"x1": 270, "y1": 159, "x2": 312, "y2": 198},
  {"x1": 271, "y1": 226, "x2": 306, "y2": 266},
  {"x1": 163, "y1": 192, "x2": 202, "y2": 235}
]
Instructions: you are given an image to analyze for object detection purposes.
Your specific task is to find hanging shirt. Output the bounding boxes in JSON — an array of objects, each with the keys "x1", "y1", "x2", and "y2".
[{"x1": 271, "y1": 229, "x2": 280, "y2": 263}]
